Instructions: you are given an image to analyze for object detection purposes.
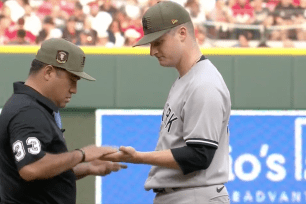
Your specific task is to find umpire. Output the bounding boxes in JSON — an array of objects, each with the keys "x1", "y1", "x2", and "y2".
[{"x1": 0, "y1": 38, "x2": 125, "y2": 203}]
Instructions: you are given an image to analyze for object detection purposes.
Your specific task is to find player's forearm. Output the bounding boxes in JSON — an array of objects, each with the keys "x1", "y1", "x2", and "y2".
[
  {"x1": 137, "y1": 149, "x2": 180, "y2": 169},
  {"x1": 19, "y1": 150, "x2": 83, "y2": 181}
]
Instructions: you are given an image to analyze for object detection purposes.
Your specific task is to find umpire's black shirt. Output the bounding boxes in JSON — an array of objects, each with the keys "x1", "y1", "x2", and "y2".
[{"x1": 0, "y1": 82, "x2": 76, "y2": 204}]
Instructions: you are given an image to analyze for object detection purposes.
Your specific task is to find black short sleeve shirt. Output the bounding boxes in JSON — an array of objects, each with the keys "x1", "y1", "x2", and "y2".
[{"x1": 0, "y1": 82, "x2": 76, "y2": 204}]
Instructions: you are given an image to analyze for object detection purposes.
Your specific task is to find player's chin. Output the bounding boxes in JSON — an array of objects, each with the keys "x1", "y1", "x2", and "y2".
[{"x1": 158, "y1": 60, "x2": 172, "y2": 67}]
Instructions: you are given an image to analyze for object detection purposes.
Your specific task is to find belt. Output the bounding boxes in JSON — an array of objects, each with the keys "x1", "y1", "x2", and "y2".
[{"x1": 153, "y1": 188, "x2": 181, "y2": 193}]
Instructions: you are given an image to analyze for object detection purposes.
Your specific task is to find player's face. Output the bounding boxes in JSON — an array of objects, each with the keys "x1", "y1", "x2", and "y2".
[
  {"x1": 50, "y1": 67, "x2": 80, "y2": 108},
  {"x1": 150, "y1": 31, "x2": 182, "y2": 67}
]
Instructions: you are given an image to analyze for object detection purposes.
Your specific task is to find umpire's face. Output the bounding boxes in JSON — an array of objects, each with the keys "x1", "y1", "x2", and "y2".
[{"x1": 48, "y1": 66, "x2": 80, "y2": 108}]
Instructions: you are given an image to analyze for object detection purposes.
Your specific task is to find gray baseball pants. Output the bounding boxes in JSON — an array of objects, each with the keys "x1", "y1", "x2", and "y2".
[{"x1": 153, "y1": 185, "x2": 230, "y2": 204}]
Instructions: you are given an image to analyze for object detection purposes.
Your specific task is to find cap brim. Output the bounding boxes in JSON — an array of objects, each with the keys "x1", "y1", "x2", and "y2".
[
  {"x1": 133, "y1": 29, "x2": 171, "y2": 47},
  {"x1": 67, "y1": 70, "x2": 96, "y2": 81}
]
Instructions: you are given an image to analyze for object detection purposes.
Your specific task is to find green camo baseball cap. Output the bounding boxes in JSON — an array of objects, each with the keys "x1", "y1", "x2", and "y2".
[
  {"x1": 35, "y1": 38, "x2": 96, "y2": 81},
  {"x1": 134, "y1": 1, "x2": 191, "y2": 47}
]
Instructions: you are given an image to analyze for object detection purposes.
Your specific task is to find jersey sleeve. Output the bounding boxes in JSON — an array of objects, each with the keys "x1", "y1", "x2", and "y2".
[
  {"x1": 171, "y1": 145, "x2": 216, "y2": 175},
  {"x1": 9, "y1": 108, "x2": 53, "y2": 170},
  {"x1": 181, "y1": 83, "x2": 225, "y2": 148}
]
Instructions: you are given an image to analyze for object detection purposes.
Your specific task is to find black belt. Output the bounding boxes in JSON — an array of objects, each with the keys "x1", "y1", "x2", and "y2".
[{"x1": 153, "y1": 188, "x2": 181, "y2": 193}]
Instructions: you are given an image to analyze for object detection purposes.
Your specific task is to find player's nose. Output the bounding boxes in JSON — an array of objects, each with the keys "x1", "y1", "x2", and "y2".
[{"x1": 150, "y1": 44, "x2": 158, "y2": 56}]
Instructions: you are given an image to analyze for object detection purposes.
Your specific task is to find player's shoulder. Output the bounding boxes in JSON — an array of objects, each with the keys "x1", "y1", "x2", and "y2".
[{"x1": 191, "y1": 59, "x2": 222, "y2": 85}]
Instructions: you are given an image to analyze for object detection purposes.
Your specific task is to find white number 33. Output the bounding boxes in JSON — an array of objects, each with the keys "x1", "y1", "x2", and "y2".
[{"x1": 13, "y1": 137, "x2": 41, "y2": 162}]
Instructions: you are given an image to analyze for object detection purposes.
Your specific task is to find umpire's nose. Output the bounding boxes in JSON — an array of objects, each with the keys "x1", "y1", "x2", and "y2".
[{"x1": 150, "y1": 43, "x2": 158, "y2": 56}]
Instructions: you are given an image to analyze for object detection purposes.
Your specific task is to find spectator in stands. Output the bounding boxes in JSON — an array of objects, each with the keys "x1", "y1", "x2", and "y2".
[
  {"x1": 74, "y1": 1, "x2": 86, "y2": 32},
  {"x1": 185, "y1": 0, "x2": 206, "y2": 26},
  {"x1": 100, "y1": 0, "x2": 118, "y2": 17},
  {"x1": 97, "y1": 31, "x2": 114, "y2": 47},
  {"x1": 121, "y1": 6, "x2": 143, "y2": 42},
  {"x1": 36, "y1": 0, "x2": 54, "y2": 19},
  {"x1": 108, "y1": 19, "x2": 125, "y2": 47},
  {"x1": 123, "y1": 0, "x2": 141, "y2": 31},
  {"x1": 271, "y1": 0, "x2": 297, "y2": 40},
  {"x1": 233, "y1": 31, "x2": 251, "y2": 47},
  {"x1": 124, "y1": 28, "x2": 140, "y2": 46},
  {"x1": 79, "y1": 29, "x2": 95, "y2": 45},
  {"x1": 4, "y1": 0, "x2": 27, "y2": 23},
  {"x1": 10, "y1": 17, "x2": 36, "y2": 44},
  {"x1": 295, "y1": 0, "x2": 306, "y2": 40},
  {"x1": 114, "y1": 9, "x2": 131, "y2": 32},
  {"x1": 36, "y1": 16, "x2": 62, "y2": 44},
  {"x1": 23, "y1": 4, "x2": 42, "y2": 36},
  {"x1": 51, "y1": 5, "x2": 68, "y2": 30},
  {"x1": 60, "y1": 0, "x2": 75, "y2": 17},
  {"x1": 293, "y1": 0, "x2": 300, "y2": 6},
  {"x1": 251, "y1": 0, "x2": 273, "y2": 39},
  {"x1": 8, "y1": 29, "x2": 30, "y2": 45},
  {"x1": 270, "y1": 0, "x2": 296, "y2": 40},
  {"x1": 0, "y1": 15, "x2": 10, "y2": 44},
  {"x1": 37, "y1": 0, "x2": 74, "y2": 19},
  {"x1": 0, "y1": 6, "x2": 15, "y2": 43},
  {"x1": 77, "y1": 17, "x2": 97, "y2": 45},
  {"x1": 257, "y1": 40, "x2": 270, "y2": 47},
  {"x1": 88, "y1": 1, "x2": 112, "y2": 39},
  {"x1": 62, "y1": 16, "x2": 80, "y2": 44},
  {"x1": 208, "y1": 0, "x2": 234, "y2": 39},
  {"x1": 196, "y1": 27, "x2": 213, "y2": 47},
  {"x1": 265, "y1": 0, "x2": 280, "y2": 11},
  {"x1": 283, "y1": 37, "x2": 295, "y2": 47},
  {"x1": 232, "y1": 0, "x2": 255, "y2": 38}
]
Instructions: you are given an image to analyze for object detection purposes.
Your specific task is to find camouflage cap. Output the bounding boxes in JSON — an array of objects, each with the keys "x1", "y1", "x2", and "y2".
[
  {"x1": 134, "y1": 1, "x2": 191, "y2": 47},
  {"x1": 35, "y1": 38, "x2": 96, "y2": 81}
]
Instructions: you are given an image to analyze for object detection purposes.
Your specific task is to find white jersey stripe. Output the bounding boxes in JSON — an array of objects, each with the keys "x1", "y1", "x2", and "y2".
[{"x1": 186, "y1": 140, "x2": 219, "y2": 148}]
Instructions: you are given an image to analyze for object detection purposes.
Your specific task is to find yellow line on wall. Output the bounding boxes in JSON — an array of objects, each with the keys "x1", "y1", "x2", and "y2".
[{"x1": 0, "y1": 46, "x2": 305, "y2": 56}]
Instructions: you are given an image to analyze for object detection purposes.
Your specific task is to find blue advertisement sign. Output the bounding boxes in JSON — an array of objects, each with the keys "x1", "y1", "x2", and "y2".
[{"x1": 95, "y1": 110, "x2": 306, "y2": 204}]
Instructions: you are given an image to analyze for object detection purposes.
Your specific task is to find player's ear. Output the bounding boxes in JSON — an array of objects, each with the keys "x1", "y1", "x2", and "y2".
[{"x1": 178, "y1": 26, "x2": 187, "y2": 41}]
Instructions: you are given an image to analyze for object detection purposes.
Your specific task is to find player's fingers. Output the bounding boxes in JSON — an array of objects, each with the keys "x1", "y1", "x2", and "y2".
[
  {"x1": 100, "y1": 151, "x2": 122, "y2": 161},
  {"x1": 119, "y1": 163, "x2": 128, "y2": 169},
  {"x1": 119, "y1": 146, "x2": 133, "y2": 153},
  {"x1": 101, "y1": 146, "x2": 119, "y2": 155}
]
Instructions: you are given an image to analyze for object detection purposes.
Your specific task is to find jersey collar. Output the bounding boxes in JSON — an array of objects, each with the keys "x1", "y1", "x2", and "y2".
[{"x1": 13, "y1": 82, "x2": 59, "y2": 114}]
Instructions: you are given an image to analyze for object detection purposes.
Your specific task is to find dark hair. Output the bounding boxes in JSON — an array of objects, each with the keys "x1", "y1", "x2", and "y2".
[
  {"x1": 29, "y1": 59, "x2": 48, "y2": 76},
  {"x1": 29, "y1": 59, "x2": 65, "y2": 76},
  {"x1": 75, "y1": 1, "x2": 83, "y2": 10},
  {"x1": 17, "y1": 29, "x2": 26, "y2": 38}
]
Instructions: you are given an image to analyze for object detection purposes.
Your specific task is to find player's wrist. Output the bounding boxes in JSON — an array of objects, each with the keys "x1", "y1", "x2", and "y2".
[
  {"x1": 134, "y1": 151, "x2": 143, "y2": 164},
  {"x1": 75, "y1": 149, "x2": 86, "y2": 163}
]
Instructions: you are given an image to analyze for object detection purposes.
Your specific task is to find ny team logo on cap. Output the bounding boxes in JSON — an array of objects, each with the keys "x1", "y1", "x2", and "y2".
[
  {"x1": 142, "y1": 17, "x2": 151, "y2": 30},
  {"x1": 56, "y1": 50, "x2": 69, "y2": 64},
  {"x1": 81, "y1": 56, "x2": 85, "y2": 67}
]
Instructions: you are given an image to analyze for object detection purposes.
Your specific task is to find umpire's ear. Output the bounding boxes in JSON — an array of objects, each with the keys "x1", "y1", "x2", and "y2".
[{"x1": 43, "y1": 65, "x2": 56, "y2": 81}]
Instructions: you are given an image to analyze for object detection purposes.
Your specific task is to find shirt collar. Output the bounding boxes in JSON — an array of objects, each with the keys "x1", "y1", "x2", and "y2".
[{"x1": 13, "y1": 81, "x2": 59, "y2": 113}]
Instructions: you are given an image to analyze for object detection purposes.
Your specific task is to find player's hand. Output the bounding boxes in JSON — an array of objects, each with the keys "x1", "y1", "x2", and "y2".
[
  {"x1": 88, "y1": 160, "x2": 127, "y2": 176},
  {"x1": 101, "y1": 146, "x2": 139, "y2": 163},
  {"x1": 81, "y1": 145, "x2": 118, "y2": 162}
]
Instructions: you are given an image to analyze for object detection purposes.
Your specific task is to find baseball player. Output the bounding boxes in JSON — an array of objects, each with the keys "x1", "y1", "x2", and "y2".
[
  {"x1": 103, "y1": 1, "x2": 231, "y2": 204},
  {"x1": 0, "y1": 38, "x2": 126, "y2": 203}
]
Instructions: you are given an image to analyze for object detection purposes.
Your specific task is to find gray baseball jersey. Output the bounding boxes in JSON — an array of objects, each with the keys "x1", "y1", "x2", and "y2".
[{"x1": 145, "y1": 58, "x2": 231, "y2": 190}]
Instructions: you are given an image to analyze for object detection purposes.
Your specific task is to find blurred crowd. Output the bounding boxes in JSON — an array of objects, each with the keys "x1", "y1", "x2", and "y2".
[{"x1": 0, "y1": 0, "x2": 305, "y2": 47}]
